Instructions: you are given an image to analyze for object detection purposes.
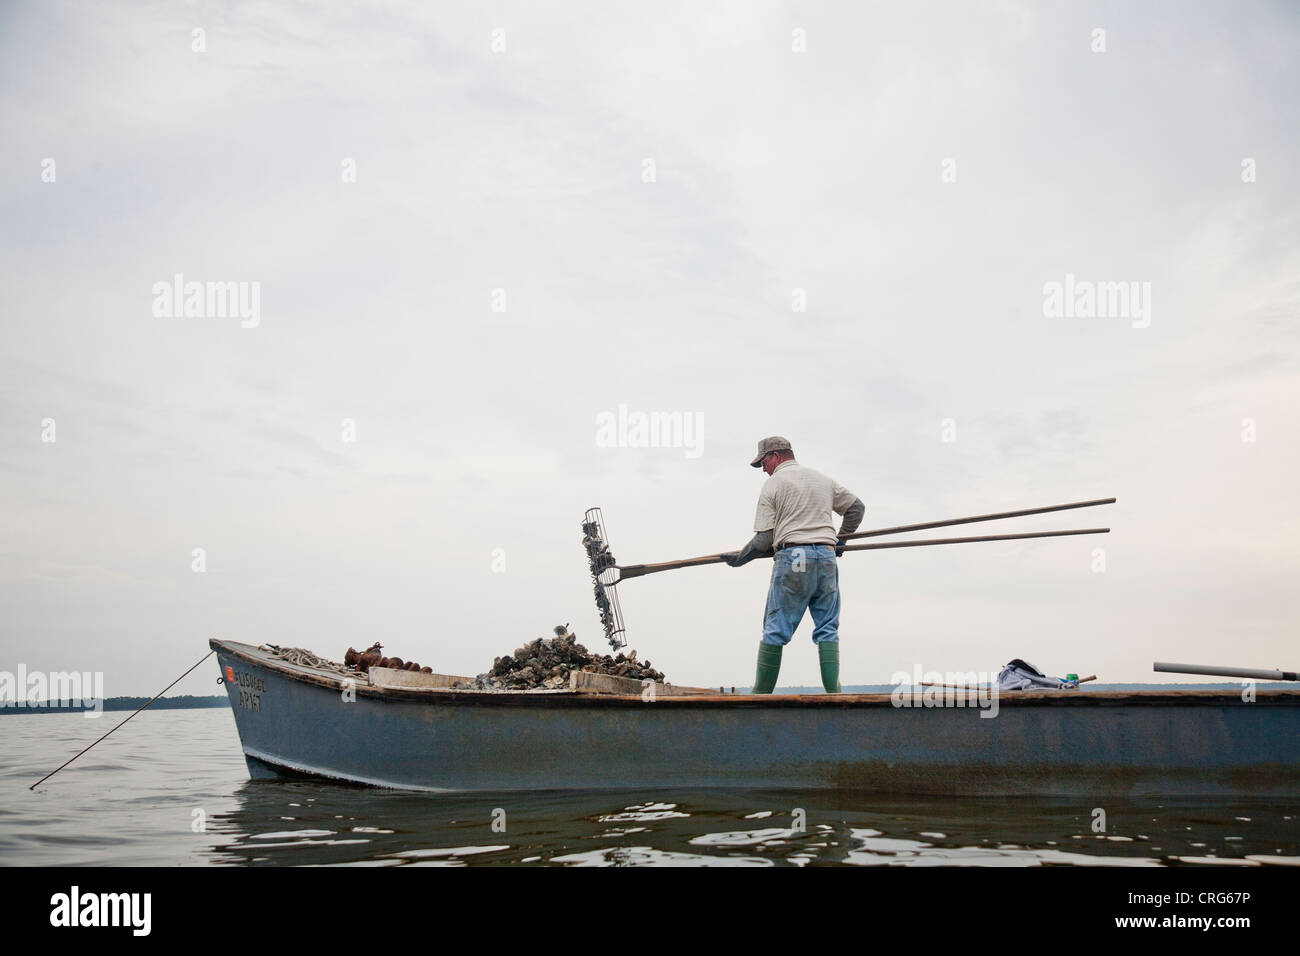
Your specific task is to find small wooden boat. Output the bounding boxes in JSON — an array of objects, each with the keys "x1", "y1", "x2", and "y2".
[{"x1": 211, "y1": 639, "x2": 1300, "y2": 796}]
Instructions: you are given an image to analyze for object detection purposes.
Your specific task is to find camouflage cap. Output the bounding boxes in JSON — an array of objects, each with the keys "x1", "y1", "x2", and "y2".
[{"x1": 750, "y1": 436, "x2": 793, "y2": 468}]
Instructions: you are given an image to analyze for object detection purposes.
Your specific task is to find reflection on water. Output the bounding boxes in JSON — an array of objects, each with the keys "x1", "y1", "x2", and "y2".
[
  {"x1": 4, "y1": 712, "x2": 1297, "y2": 867},
  {"x1": 203, "y1": 781, "x2": 1300, "y2": 867}
]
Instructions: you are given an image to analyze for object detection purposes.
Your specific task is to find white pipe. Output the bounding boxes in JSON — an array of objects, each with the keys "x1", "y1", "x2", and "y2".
[{"x1": 1153, "y1": 662, "x2": 1297, "y2": 681}]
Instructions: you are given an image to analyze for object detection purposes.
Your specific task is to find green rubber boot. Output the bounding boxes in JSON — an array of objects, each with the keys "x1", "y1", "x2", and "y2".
[
  {"x1": 752, "y1": 642, "x2": 783, "y2": 694},
  {"x1": 818, "y1": 642, "x2": 841, "y2": 694}
]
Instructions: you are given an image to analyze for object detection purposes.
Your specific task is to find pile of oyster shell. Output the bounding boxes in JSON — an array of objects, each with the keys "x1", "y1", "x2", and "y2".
[{"x1": 461, "y1": 625, "x2": 664, "y2": 690}]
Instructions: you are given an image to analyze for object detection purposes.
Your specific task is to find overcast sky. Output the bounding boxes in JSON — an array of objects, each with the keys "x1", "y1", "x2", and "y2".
[{"x1": 1, "y1": 0, "x2": 1297, "y2": 697}]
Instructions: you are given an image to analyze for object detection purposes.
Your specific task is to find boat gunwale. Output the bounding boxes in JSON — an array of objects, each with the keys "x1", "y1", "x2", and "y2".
[{"x1": 210, "y1": 639, "x2": 1300, "y2": 709}]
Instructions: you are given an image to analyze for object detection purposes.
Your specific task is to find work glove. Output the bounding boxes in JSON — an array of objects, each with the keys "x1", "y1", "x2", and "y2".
[
  {"x1": 726, "y1": 530, "x2": 774, "y2": 568},
  {"x1": 835, "y1": 498, "x2": 864, "y2": 558},
  {"x1": 839, "y1": 499, "x2": 865, "y2": 536}
]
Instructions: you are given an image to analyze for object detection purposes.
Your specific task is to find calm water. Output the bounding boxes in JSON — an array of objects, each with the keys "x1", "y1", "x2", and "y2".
[{"x1": 2, "y1": 710, "x2": 1297, "y2": 867}]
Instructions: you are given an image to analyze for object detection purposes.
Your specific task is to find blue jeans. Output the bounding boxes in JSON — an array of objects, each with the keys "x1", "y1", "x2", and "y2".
[{"x1": 761, "y1": 545, "x2": 840, "y2": 646}]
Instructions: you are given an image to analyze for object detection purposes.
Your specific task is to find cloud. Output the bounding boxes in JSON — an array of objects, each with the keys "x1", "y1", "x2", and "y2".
[{"x1": 1, "y1": 1, "x2": 1297, "y2": 689}]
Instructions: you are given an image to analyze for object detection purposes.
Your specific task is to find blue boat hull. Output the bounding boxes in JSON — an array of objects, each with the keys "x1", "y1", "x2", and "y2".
[{"x1": 213, "y1": 640, "x2": 1300, "y2": 796}]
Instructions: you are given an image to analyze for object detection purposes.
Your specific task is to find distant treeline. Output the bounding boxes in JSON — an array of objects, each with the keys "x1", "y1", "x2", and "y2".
[{"x1": 0, "y1": 695, "x2": 230, "y2": 714}]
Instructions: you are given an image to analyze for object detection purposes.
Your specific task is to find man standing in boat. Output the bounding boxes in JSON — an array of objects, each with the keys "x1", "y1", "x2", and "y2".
[{"x1": 723, "y1": 437, "x2": 865, "y2": 695}]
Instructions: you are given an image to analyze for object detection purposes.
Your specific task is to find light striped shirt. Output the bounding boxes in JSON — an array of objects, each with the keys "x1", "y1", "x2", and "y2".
[{"x1": 753, "y1": 460, "x2": 858, "y2": 547}]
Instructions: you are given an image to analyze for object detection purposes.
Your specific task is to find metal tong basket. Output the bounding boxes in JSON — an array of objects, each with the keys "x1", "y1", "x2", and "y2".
[{"x1": 582, "y1": 507, "x2": 627, "y2": 650}]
